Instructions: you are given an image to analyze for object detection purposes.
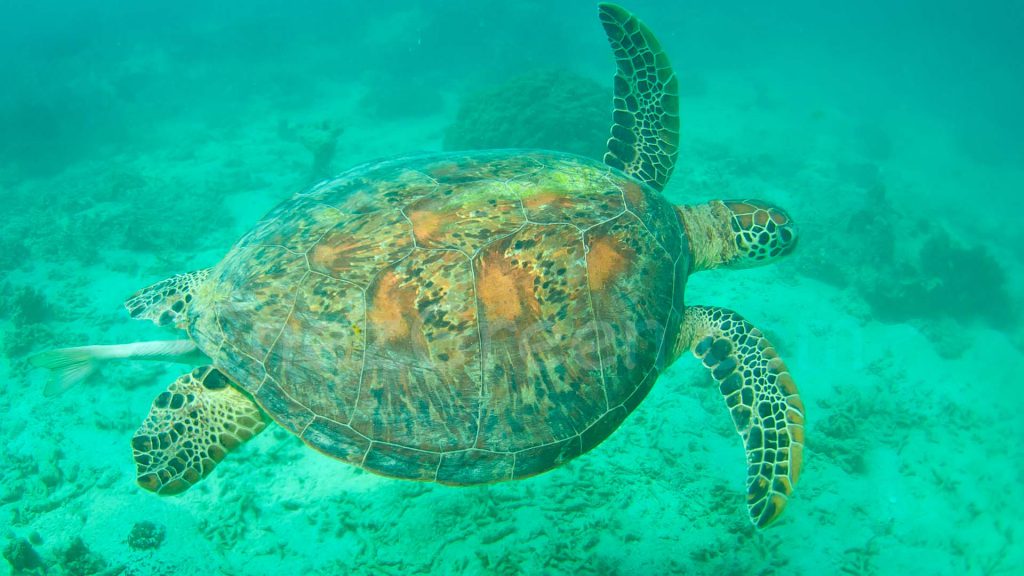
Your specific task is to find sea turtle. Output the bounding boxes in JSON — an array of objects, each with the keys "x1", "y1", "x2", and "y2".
[{"x1": 32, "y1": 3, "x2": 804, "y2": 528}]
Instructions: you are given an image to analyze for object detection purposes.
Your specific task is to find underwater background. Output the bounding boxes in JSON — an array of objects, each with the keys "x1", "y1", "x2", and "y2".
[{"x1": 1, "y1": 0, "x2": 1022, "y2": 574}]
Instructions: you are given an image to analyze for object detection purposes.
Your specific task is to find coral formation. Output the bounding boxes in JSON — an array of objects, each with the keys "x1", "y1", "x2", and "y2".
[
  {"x1": 58, "y1": 537, "x2": 114, "y2": 576},
  {"x1": 6, "y1": 285, "x2": 54, "y2": 326},
  {"x1": 862, "y1": 230, "x2": 1015, "y2": 330},
  {"x1": 3, "y1": 538, "x2": 44, "y2": 575},
  {"x1": 0, "y1": 235, "x2": 30, "y2": 273},
  {"x1": 444, "y1": 70, "x2": 610, "y2": 160},
  {"x1": 2, "y1": 323, "x2": 55, "y2": 361},
  {"x1": 1, "y1": 162, "x2": 235, "y2": 270},
  {"x1": 1, "y1": 283, "x2": 57, "y2": 360},
  {"x1": 802, "y1": 181, "x2": 1017, "y2": 338},
  {"x1": 126, "y1": 521, "x2": 166, "y2": 551},
  {"x1": 2, "y1": 534, "x2": 119, "y2": 576},
  {"x1": 277, "y1": 119, "x2": 345, "y2": 179}
]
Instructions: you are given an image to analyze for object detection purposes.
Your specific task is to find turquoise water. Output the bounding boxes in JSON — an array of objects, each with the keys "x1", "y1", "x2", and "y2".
[{"x1": 2, "y1": 1, "x2": 1022, "y2": 574}]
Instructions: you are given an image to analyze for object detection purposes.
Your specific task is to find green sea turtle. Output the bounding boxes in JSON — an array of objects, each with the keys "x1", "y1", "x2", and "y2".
[{"x1": 32, "y1": 3, "x2": 804, "y2": 528}]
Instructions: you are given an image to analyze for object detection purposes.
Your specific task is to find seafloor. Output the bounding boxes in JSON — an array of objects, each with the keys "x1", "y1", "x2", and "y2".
[{"x1": 2, "y1": 4, "x2": 1023, "y2": 576}]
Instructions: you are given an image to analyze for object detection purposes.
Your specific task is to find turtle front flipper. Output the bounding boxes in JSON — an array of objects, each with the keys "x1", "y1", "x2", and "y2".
[
  {"x1": 678, "y1": 305, "x2": 805, "y2": 528},
  {"x1": 132, "y1": 366, "x2": 268, "y2": 495},
  {"x1": 125, "y1": 269, "x2": 210, "y2": 328},
  {"x1": 599, "y1": 3, "x2": 680, "y2": 191}
]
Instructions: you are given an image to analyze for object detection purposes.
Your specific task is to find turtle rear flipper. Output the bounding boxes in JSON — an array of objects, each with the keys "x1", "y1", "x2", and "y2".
[
  {"x1": 679, "y1": 305, "x2": 805, "y2": 528},
  {"x1": 132, "y1": 366, "x2": 267, "y2": 495},
  {"x1": 599, "y1": 3, "x2": 680, "y2": 191},
  {"x1": 125, "y1": 269, "x2": 210, "y2": 328}
]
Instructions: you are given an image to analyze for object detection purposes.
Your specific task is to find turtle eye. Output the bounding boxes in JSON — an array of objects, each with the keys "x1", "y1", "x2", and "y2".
[{"x1": 776, "y1": 222, "x2": 798, "y2": 254}]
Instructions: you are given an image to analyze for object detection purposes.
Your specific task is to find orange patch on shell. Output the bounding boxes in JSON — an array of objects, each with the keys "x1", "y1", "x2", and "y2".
[
  {"x1": 522, "y1": 191, "x2": 572, "y2": 213},
  {"x1": 587, "y1": 236, "x2": 630, "y2": 290},
  {"x1": 309, "y1": 240, "x2": 368, "y2": 273},
  {"x1": 367, "y1": 271, "x2": 416, "y2": 342},
  {"x1": 308, "y1": 242, "x2": 346, "y2": 271},
  {"x1": 408, "y1": 210, "x2": 446, "y2": 244},
  {"x1": 476, "y1": 257, "x2": 539, "y2": 322}
]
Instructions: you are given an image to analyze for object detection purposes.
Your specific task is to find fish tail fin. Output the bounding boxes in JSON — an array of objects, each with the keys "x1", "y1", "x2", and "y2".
[{"x1": 29, "y1": 346, "x2": 104, "y2": 396}]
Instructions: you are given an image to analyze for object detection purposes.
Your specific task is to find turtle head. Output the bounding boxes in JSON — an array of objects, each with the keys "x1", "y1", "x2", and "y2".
[{"x1": 678, "y1": 200, "x2": 798, "y2": 273}]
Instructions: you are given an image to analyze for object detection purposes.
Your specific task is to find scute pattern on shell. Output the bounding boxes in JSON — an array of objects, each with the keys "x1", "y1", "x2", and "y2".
[{"x1": 187, "y1": 150, "x2": 688, "y2": 484}]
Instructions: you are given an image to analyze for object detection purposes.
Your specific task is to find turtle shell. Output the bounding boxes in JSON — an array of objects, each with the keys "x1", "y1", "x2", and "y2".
[{"x1": 188, "y1": 150, "x2": 688, "y2": 484}]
